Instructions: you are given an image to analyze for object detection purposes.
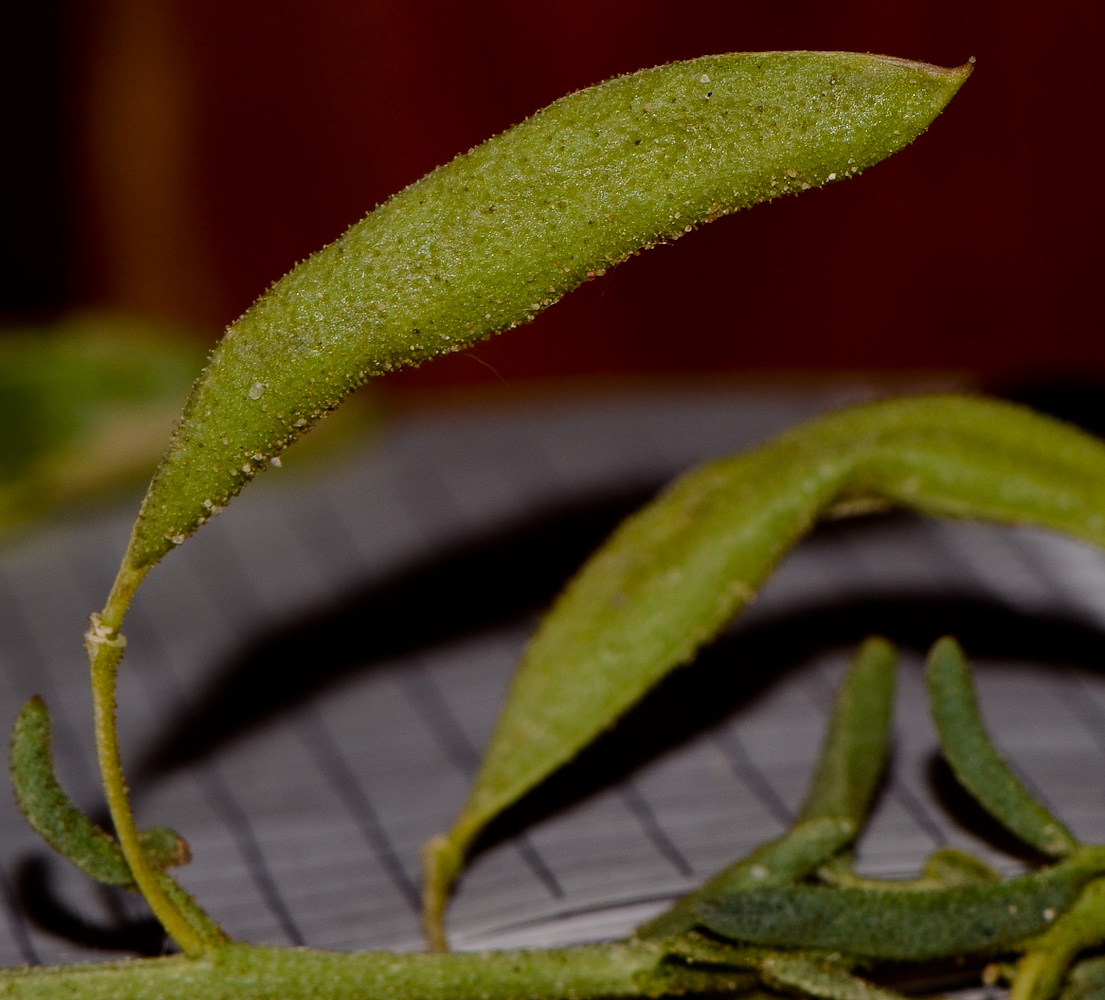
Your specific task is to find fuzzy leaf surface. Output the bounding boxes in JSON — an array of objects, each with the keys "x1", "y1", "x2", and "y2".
[{"x1": 123, "y1": 52, "x2": 970, "y2": 572}]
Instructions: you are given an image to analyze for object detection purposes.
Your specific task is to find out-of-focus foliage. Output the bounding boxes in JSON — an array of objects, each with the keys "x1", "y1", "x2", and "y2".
[
  {"x1": 0, "y1": 313, "x2": 207, "y2": 538},
  {"x1": 0, "y1": 316, "x2": 206, "y2": 539},
  {"x1": 0, "y1": 313, "x2": 381, "y2": 541}
]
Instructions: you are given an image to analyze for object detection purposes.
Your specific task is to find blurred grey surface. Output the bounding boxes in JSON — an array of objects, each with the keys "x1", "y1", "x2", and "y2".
[{"x1": 1, "y1": 385, "x2": 1104, "y2": 1000}]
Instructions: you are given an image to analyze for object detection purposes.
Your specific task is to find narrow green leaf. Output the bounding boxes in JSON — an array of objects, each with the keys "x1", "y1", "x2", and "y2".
[
  {"x1": 121, "y1": 52, "x2": 970, "y2": 574},
  {"x1": 695, "y1": 847, "x2": 1105, "y2": 962},
  {"x1": 641, "y1": 640, "x2": 891, "y2": 938},
  {"x1": 926, "y1": 637, "x2": 1078, "y2": 859},
  {"x1": 430, "y1": 395, "x2": 1105, "y2": 939},
  {"x1": 9, "y1": 697, "x2": 189, "y2": 887},
  {"x1": 799, "y1": 637, "x2": 897, "y2": 825},
  {"x1": 636, "y1": 816, "x2": 854, "y2": 938}
]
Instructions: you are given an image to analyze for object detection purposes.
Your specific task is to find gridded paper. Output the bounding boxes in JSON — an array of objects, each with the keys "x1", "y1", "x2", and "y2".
[{"x1": 2, "y1": 385, "x2": 1104, "y2": 1000}]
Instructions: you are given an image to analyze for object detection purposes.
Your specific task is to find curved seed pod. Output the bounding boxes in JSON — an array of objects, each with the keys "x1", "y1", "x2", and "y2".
[
  {"x1": 10, "y1": 697, "x2": 189, "y2": 886},
  {"x1": 926, "y1": 637, "x2": 1078, "y2": 859},
  {"x1": 636, "y1": 816, "x2": 854, "y2": 938},
  {"x1": 641, "y1": 640, "x2": 892, "y2": 938},
  {"x1": 796, "y1": 638, "x2": 896, "y2": 893},
  {"x1": 121, "y1": 52, "x2": 971, "y2": 574},
  {"x1": 695, "y1": 847, "x2": 1105, "y2": 962},
  {"x1": 426, "y1": 395, "x2": 1105, "y2": 942},
  {"x1": 799, "y1": 637, "x2": 897, "y2": 825}
]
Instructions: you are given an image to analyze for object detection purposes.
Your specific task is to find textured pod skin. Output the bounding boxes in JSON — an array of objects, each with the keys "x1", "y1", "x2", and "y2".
[
  {"x1": 636, "y1": 817, "x2": 855, "y2": 939},
  {"x1": 695, "y1": 848, "x2": 1105, "y2": 962},
  {"x1": 126, "y1": 52, "x2": 970, "y2": 570},
  {"x1": 639, "y1": 639, "x2": 893, "y2": 939},
  {"x1": 9, "y1": 697, "x2": 188, "y2": 887},
  {"x1": 926, "y1": 637, "x2": 1078, "y2": 859},
  {"x1": 797, "y1": 637, "x2": 896, "y2": 826}
]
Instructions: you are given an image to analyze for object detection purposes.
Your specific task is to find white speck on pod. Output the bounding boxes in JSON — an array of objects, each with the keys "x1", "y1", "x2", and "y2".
[{"x1": 248, "y1": 381, "x2": 266, "y2": 400}]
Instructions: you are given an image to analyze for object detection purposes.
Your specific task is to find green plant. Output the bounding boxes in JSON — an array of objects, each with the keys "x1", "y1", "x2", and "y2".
[
  {"x1": 0, "y1": 313, "x2": 205, "y2": 538},
  {"x1": 10, "y1": 46, "x2": 1105, "y2": 999}
]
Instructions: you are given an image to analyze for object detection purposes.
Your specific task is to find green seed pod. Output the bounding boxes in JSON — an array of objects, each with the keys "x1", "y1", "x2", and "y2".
[
  {"x1": 636, "y1": 816, "x2": 855, "y2": 939},
  {"x1": 926, "y1": 637, "x2": 1078, "y2": 859},
  {"x1": 121, "y1": 52, "x2": 971, "y2": 575},
  {"x1": 798, "y1": 637, "x2": 897, "y2": 826},
  {"x1": 9, "y1": 697, "x2": 189, "y2": 886},
  {"x1": 427, "y1": 395, "x2": 1105, "y2": 943},
  {"x1": 641, "y1": 639, "x2": 893, "y2": 938},
  {"x1": 695, "y1": 847, "x2": 1105, "y2": 962}
]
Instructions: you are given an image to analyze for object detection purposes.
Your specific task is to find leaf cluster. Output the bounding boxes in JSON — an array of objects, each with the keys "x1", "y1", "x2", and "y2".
[{"x1": 8, "y1": 41, "x2": 1103, "y2": 1000}]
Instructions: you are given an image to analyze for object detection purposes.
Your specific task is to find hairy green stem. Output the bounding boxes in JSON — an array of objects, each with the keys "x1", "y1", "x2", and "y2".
[
  {"x1": 99, "y1": 560, "x2": 147, "y2": 634},
  {"x1": 85, "y1": 606, "x2": 209, "y2": 957},
  {"x1": 0, "y1": 940, "x2": 741, "y2": 1000}
]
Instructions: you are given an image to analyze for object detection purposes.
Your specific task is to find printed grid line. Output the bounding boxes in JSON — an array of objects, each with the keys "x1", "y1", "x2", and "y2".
[
  {"x1": 709, "y1": 728, "x2": 795, "y2": 828},
  {"x1": 395, "y1": 664, "x2": 565, "y2": 901},
  {"x1": 295, "y1": 706, "x2": 422, "y2": 914}
]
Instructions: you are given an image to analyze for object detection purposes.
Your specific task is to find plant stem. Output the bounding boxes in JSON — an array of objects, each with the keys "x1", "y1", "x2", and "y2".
[
  {"x1": 85, "y1": 556, "x2": 211, "y2": 958},
  {"x1": 0, "y1": 940, "x2": 752, "y2": 1000},
  {"x1": 100, "y1": 557, "x2": 146, "y2": 633}
]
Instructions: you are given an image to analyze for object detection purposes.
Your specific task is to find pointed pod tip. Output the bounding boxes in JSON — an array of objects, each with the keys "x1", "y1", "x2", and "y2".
[
  {"x1": 858, "y1": 634, "x2": 896, "y2": 657},
  {"x1": 925, "y1": 636, "x2": 969, "y2": 688},
  {"x1": 11, "y1": 698, "x2": 50, "y2": 751},
  {"x1": 931, "y1": 634, "x2": 966, "y2": 660},
  {"x1": 879, "y1": 53, "x2": 973, "y2": 93},
  {"x1": 915, "y1": 56, "x2": 973, "y2": 97}
]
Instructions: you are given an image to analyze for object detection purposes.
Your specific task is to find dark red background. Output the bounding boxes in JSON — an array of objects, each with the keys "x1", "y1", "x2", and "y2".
[{"x1": 18, "y1": 2, "x2": 1105, "y2": 387}]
